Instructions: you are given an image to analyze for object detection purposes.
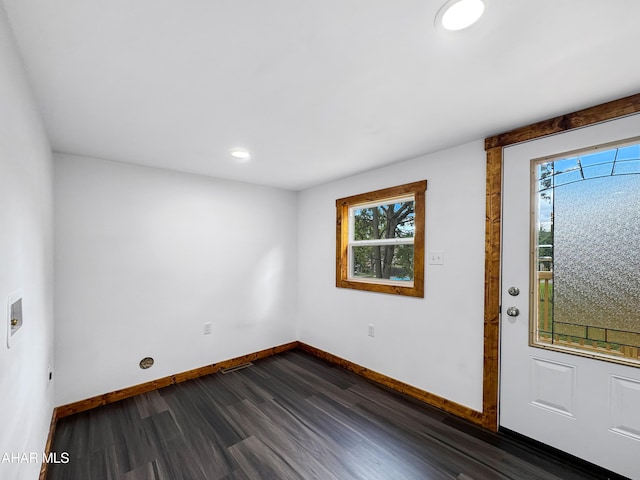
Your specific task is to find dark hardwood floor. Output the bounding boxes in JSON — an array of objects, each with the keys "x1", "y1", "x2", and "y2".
[{"x1": 47, "y1": 350, "x2": 627, "y2": 480}]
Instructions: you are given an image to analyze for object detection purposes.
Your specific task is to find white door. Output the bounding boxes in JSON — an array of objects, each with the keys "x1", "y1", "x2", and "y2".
[{"x1": 500, "y1": 113, "x2": 640, "y2": 480}]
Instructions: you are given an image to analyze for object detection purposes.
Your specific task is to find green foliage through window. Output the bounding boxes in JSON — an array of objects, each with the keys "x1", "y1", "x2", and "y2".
[{"x1": 352, "y1": 201, "x2": 415, "y2": 280}]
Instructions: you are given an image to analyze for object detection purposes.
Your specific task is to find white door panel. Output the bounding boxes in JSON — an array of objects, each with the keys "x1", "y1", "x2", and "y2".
[{"x1": 500, "y1": 113, "x2": 640, "y2": 479}]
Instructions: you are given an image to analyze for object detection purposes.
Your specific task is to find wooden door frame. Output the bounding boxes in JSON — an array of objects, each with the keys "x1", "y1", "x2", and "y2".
[{"x1": 481, "y1": 92, "x2": 640, "y2": 431}]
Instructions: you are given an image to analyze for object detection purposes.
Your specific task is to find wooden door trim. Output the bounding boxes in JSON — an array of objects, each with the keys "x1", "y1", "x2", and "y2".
[{"x1": 482, "y1": 92, "x2": 640, "y2": 431}]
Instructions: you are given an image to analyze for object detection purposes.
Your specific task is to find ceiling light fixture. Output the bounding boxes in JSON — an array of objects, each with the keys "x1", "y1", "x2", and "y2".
[
  {"x1": 436, "y1": 0, "x2": 485, "y2": 31},
  {"x1": 230, "y1": 148, "x2": 251, "y2": 161}
]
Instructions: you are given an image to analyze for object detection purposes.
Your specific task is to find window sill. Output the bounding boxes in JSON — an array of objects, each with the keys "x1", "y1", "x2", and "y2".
[{"x1": 337, "y1": 278, "x2": 423, "y2": 297}]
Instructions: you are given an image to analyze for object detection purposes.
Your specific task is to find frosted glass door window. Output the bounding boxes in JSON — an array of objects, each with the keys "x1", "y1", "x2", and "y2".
[{"x1": 532, "y1": 141, "x2": 640, "y2": 366}]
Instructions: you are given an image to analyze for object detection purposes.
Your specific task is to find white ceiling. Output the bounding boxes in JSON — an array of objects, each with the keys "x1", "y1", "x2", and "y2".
[{"x1": 4, "y1": 0, "x2": 640, "y2": 190}]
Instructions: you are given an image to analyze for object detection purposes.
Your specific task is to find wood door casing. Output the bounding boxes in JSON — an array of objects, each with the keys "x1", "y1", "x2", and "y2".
[{"x1": 482, "y1": 92, "x2": 640, "y2": 431}]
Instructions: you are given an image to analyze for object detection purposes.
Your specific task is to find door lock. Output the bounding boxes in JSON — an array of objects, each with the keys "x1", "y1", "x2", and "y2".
[
  {"x1": 506, "y1": 307, "x2": 520, "y2": 317},
  {"x1": 508, "y1": 286, "x2": 520, "y2": 296}
]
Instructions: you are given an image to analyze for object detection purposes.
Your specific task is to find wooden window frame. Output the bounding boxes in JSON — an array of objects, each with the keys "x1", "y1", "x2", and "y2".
[{"x1": 336, "y1": 180, "x2": 427, "y2": 297}]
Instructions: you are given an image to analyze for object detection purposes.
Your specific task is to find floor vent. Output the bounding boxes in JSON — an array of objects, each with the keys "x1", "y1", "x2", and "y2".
[{"x1": 220, "y1": 362, "x2": 253, "y2": 374}]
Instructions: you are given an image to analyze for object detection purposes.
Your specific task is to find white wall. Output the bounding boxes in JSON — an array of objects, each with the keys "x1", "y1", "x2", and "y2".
[
  {"x1": 0, "y1": 4, "x2": 55, "y2": 480},
  {"x1": 55, "y1": 140, "x2": 487, "y2": 414},
  {"x1": 54, "y1": 154, "x2": 298, "y2": 405},
  {"x1": 298, "y1": 140, "x2": 486, "y2": 411}
]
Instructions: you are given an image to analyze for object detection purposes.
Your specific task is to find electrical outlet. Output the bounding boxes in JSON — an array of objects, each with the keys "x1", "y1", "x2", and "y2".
[
  {"x1": 368, "y1": 324, "x2": 375, "y2": 337},
  {"x1": 429, "y1": 250, "x2": 445, "y2": 265},
  {"x1": 203, "y1": 322, "x2": 212, "y2": 335}
]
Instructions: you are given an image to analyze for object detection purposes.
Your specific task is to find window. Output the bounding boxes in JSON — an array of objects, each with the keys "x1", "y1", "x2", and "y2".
[
  {"x1": 531, "y1": 138, "x2": 640, "y2": 366},
  {"x1": 336, "y1": 180, "x2": 427, "y2": 297}
]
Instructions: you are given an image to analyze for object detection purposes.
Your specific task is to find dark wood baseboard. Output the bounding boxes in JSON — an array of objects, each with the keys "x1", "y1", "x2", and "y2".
[
  {"x1": 298, "y1": 342, "x2": 484, "y2": 426},
  {"x1": 44, "y1": 340, "x2": 486, "y2": 478},
  {"x1": 56, "y1": 341, "x2": 298, "y2": 419},
  {"x1": 54, "y1": 340, "x2": 484, "y2": 425}
]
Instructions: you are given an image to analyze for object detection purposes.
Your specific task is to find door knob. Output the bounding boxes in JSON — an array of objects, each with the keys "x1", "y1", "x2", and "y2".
[{"x1": 506, "y1": 307, "x2": 520, "y2": 317}]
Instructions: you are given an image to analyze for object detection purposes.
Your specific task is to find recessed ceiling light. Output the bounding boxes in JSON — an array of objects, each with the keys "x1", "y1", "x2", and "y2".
[
  {"x1": 436, "y1": 0, "x2": 485, "y2": 31},
  {"x1": 230, "y1": 148, "x2": 251, "y2": 161}
]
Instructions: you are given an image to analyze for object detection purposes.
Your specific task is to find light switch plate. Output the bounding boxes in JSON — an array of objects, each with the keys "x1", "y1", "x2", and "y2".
[{"x1": 429, "y1": 250, "x2": 445, "y2": 265}]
